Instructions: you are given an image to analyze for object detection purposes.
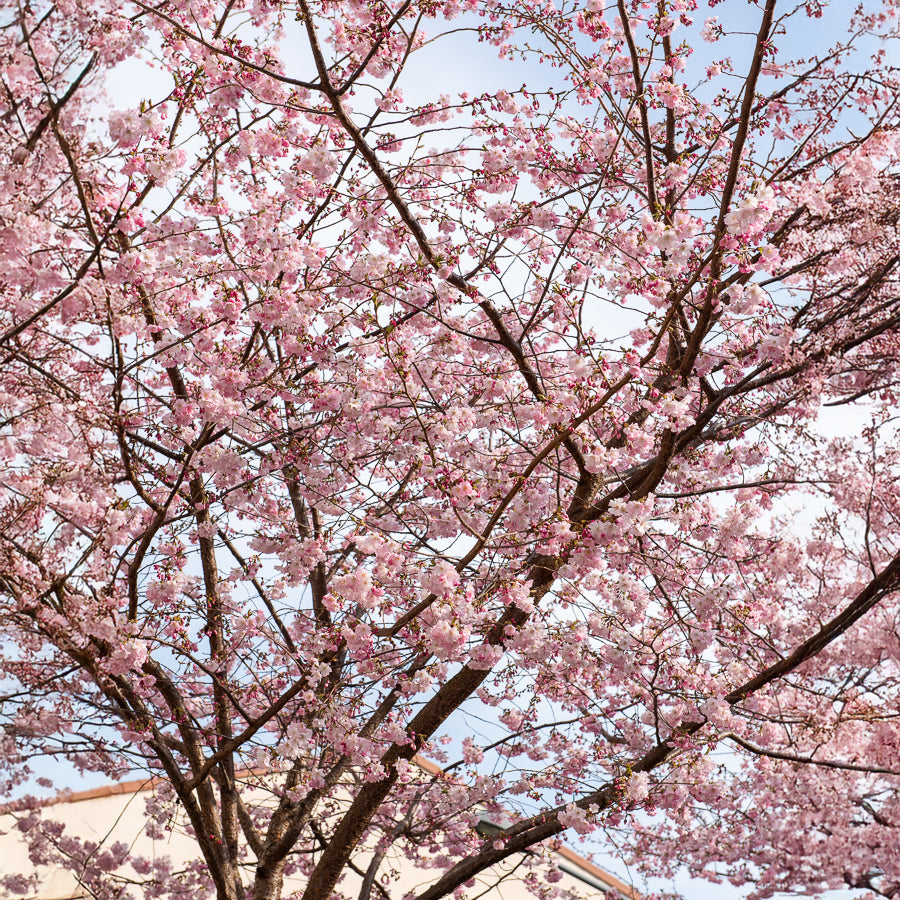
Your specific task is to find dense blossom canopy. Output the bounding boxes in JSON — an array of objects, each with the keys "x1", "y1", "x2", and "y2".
[{"x1": 1, "y1": 1, "x2": 900, "y2": 899}]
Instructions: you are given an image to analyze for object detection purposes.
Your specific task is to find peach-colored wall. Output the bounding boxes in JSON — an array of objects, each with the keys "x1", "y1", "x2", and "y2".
[{"x1": 0, "y1": 782, "x2": 637, "y2": 900}]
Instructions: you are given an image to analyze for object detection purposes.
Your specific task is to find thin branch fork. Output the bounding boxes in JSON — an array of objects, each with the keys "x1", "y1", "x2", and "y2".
[{"x1": 408, "y1": 547, "x2": 900, "y2": 900}]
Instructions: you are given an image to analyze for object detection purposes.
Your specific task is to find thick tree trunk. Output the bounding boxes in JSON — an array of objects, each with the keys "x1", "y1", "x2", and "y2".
[{"x1": 252, "y1": 860, "x2": 286, "y2": 900}]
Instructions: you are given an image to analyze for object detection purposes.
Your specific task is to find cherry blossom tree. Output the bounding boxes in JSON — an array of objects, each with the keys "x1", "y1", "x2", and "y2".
[{"x1": 2, "y1": 1, "x2": 900, "y2": 899}]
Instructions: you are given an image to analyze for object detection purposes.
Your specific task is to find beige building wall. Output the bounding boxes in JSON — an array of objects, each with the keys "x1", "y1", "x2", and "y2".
[{"x1": 0, "y1": 778, "x2": 637, "y2": 900}]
